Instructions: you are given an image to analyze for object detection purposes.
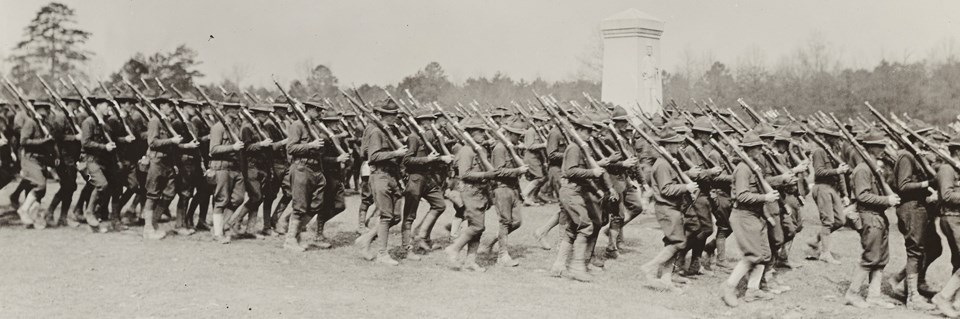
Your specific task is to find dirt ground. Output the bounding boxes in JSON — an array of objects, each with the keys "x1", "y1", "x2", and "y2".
[{"x1": 0, "y1": 179, "x2": 954, "y2": 319}]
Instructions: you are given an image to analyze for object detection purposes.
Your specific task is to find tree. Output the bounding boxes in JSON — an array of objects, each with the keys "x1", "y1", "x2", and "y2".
[
  {"x1": 109, "y1": 44, "x2": 203, "y2": 91},
  {"x1": 397, "y1": 62, "x2": 453, "y2": 102},
  {"x1": 306, "y1": 64, "x2": 339, "y2": 98},
  {"x1": 7, "y1": 2, "x2": 93, "y2": 93}
]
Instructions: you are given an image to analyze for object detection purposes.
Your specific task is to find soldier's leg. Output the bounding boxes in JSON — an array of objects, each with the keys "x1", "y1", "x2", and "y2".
[
  {"x1": 401, "y1": 175, "x2": 425, "y2": 257},
  {"x1": 311, "y1": 171, "x2": 338, "y2": 248},
  {"x1": 641, "y1": 204, "x2": 687, "y2": 290},
  {"x1": 356, "y1": 174, "x2": 373, "y2": 232},
  {"x1": 50, "y1": 163, "x2": 78, "y2": 226},
  {"x1": 272, "y1": 166, "x2": 293, "y2": 234},
  {"x1": 284, "y1": 163, "x2": 313, "y2": 252},
  {"x1": 371, "y1": 172, "x2": 401, "y2": 265},
  {"x1": 558, "y1": 185, "x2": 594, "y2": 282},
  {"x1": 444, "y1": 184, "x2": 487, "y2": 271},
  {"x1": 414, "y1": 180, "x2": 447, "y2": 252},
  {"x1": 534, "y1": 166, "x2": 563, "y2": 241},
  {"x1": 492, "y1": 187, "x2": 521, "y2": 266},
  {"x1": 142, "y1": 158, "x2": 172, "y2": 239}
]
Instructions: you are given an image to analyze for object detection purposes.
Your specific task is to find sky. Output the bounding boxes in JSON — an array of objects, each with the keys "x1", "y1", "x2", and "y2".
[{"x1": 1, "y1": 0, "x2": 958, "y2": 87}]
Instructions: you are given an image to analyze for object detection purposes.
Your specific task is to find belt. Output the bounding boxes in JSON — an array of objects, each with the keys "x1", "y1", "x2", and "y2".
[
  {"x1": 942, "y1": 211, "x2": 960, "y2": 217},
  {"x1": 209, "y1": 160, "x2": 236, "y2": 170},
  {"x1": 147, "y1": 151, "x2": 172, "y2": 159},
  {"x1": 292, "y1": 158, "x2": 323, "y2": 167}
]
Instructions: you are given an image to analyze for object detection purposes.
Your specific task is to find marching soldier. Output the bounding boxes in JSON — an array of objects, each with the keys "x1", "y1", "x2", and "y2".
[
  {"x1": 186, "y1": 101, "x2": 213, "y2": 231},
  {"x1": 678, "y1": 118, "x2": 725, "y2": 275},
  {"x1": 227, "y1": 103, "x2": 274, "y2": 236},
  {"x1": 311, "y1": 109, "x2": 352, "y2": 248},
  {"x1": 208, "y1": 95, "x2": 245, "y2": 243},
  {"x1": 46, "y1": 96, "x2": 81, "y2": 227},
  {"x1": 721, "y1": 132, "x2": 780, "y2": 307},
  {"x1": 520, "y1": 112, "x2": 549, "y2": 206},
  {"x1": 640, "y1": 123, "x2": 698, "y2": 290},
  {"x1": 443, "y1": 117, "x2": 494, "y2": 272},
  {"x1": 809, "y1": 125, "x2": 850, "y2": 264},
  {"x1": 932, "y1": 137, "x2": 960, "y2": 317},
  {"x1": 261, "y1": 100, "x2": 290, "y2": 236},
  {"x1": 142, "y1": 93, "x2": 193, "y2": 239},
  {"x1": 404, "y1": 108, "x2": 453, "y2": 259},
  {"x1": 172, "y1": 96, "x2": 205, "y2": 233},
  {"x1": 843, "y1": 131, "x2": 898, "y2": 309},
  {"x1": 355, "y1": 99, "x2": 407, "y2": 264},
  {"x1": 280, "y1": 99, "x2": 325, "y2": 251},
  {"x1": 484, "y1": 120, "x2": 529, "y2": 266},
  {"x1": 18, "y1": 100, "x2": 55, "y2": 229},
  {"x1": 533, "y1": 114, "x2": 567, "y2": 250}
]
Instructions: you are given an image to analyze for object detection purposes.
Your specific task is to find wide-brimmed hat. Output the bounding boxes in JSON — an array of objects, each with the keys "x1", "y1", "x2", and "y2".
[
  {"x1": 657, "y1": 129, "x2": 685, "y2": 144},
  {"x1": 531, "y1": 111, "x2": 550, "y2": 121},
  {"x1": 375, "y1": 98, "x2": 399, "y2": 114},
  {"x1": 947, "y1": 136, "x2": 960, "y2": 149},
  {"x1": 28, "y1": 99, "x2": 52, "y2": 110},
  {"x1": 774, "y1": 129, "x2": 791, "y2": 141},
  {"x1": 321, "y1": 110, "x2": 342, "y2": 121},
  {"x1": 248, "y1": 103, "x2": 274, "y2": 113},
  {"x1": 691, "y1": 117, "x2": 713, "y2": 133},
  {"x1": 220, "y1": 92, "x2": 242, "y2": 108},
  {"x1": 151, "y1": 90, "x2": 179, "y2": 105},
  {"x1": 611, "y1": 106, "x2": 629, "y2": 121},
  {"x1": 756, "y1": 124, "x2": 777, "y2": 138},
  {"x1": 568, "y1": 115, "x2": 594, "y2": 130},
  {"x1": 663, "y1": 119, "x2": 689, "y2": 133},
  {"x1": 815, "y1": 125, "x2": 842, "y2": 137},
  {"x1": 411, "y1": 108, "x2": 436, "y2": 120},
  {"x1": 739, "y1": 132, "x2": 764, "y2": 148},
  {"x1": 461, "y1": 117, "x2": 488, "y2": 130},
  {"x1": 503, "y1": 120, "x2": 527, "y2": 135},
  {"x1": 860, "y1": 130, "x2": 887, "y2": 145}
]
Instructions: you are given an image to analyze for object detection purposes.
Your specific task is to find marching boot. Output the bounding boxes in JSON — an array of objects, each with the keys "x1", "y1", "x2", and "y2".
[
  {"x1": 463, "y1": 248, "x2": 486, "y2": 273},
  {"x1": 866, "y1": 269, "x2": 895, "y2": 309},
  {"x1": 311, "y1": 220, "x2": 332, "y2": 249},
  {"x1": 354, "y1": 226, "x2": 377, "y2": 261},
  {"x1": 844, "y1": 267, "x2": 869, "y2": 308},
  {"x1": 818, "y1": 228, "x2": 840, "y2": 264},
  {"x1": 174, "y1": 200, "x2": 195, "y2": 236},
  {"x1": 568, "y1": 235, "x2": 592, "y2": 282},
  {"x1": 549, "y1": 237, "x2": 573, "y2": 277},
  {"x1": 907, "y1": 274, "x2": 936, "y2": 310},
  {"x1": 444, "y1": 228, "x2": 475, "y2": 270},
  {"x1": 449, "y1": 217, "x2": 463, "y2": 239},
  {"x1": 82, "y1": 191, "x2": 100, "y2": 227},
  {"x1": 888, "y1": 269, "x2": 907, "y2": 298},
  {"x1": 283, "y1": 215, "x2": 306, "y2": 252},
  {"x1": 604, "y1": 224, "x2": 621, "y2": 259},
  {"x1": 374, "y1": 221, "x2": 398, "y2": 266},
  {"x1": 641, "y1": 245, "x2": 679, "y2": 284},
  {"x1": 211, "y1": 212, "x2": 230, "y2": 244},
  {"x1": 533, "y1": 226, "x2": 553, "y2": 250},
  {"x1": 246, "y1": 207, "x2": 260, "y2": 236},
  {"x1": 932, "y1": 272, "x2": 960, "y2": 318},
  {"x1": 497, "y1": 224, "x2": 518, "y2": 267}
]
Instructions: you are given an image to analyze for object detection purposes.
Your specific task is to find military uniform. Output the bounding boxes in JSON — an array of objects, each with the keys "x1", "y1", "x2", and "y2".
[
  {"x1": 893, "y1": 147, "x2": 942, "y2": 298},
  {"x1": 403, "y1": 113, "x2": 447, "y2": 255},
  {"x1": 356, "y1": 105, "x2": 405, "y2": 263},
  {"x1": 209, "y1": 108, "x2": 245, "y2": 241},
  {"x1": 443, "y1": 121, "x2": 492, "y2": 271},
  {"x1": 557, "y1": 123, "x2": 603, "y2": 281},
  {"x1": 47, "y1": 110, "x2": 80, "y2": 226}
]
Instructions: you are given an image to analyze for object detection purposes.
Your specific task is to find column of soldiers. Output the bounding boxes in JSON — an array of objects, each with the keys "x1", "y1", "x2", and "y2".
[{"x1": 9, "y1": 78, "x2": 960, "y2": 315}]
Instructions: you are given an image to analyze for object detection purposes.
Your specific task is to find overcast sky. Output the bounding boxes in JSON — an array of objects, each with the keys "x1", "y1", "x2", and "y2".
[{"x1": 1, "y1": 0, "x2": 958, "y2": 87}]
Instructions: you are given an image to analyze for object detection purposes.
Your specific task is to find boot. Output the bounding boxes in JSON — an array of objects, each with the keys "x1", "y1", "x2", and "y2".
[
  {"x1": 444, "y1": 229, "x2": 474, "y2": 270},
  {"x1": 907, "y1": 274, "x2": 936, "y2": 310},
  {"x1": 174, "y1": 200, "x2": 195, "y2": 236},
  {"x1": 375, "y1": 251, "x2": 399, "y2": 266},
  {"x1": 721, "y1": 283, "x2": 739, "y2": 308},
  {"x1": 355, "y1": 227, "x2": 377, "y2": 261},
  {"x1": 497, "y1": 247, "x2": 520, "y2": 267},
  {"x1": 932, "y1": 293, "x2": 960, "y2": 318},
  {"x1": 83, "y1": 191, "x2": 101, "y2": 227},
  {"x1": 463, "y1": 252, "x2": 485, "y2": 272},
  {"x1": 744, "y1": 288, "x2": 774, "y2": 302},
  {"x1": 866, "y1": 270, "x2": 895, "y2": 309},
  {"x1": 449, "y1": 217, "x2": 463, "y2": 239},
  {"x1": 844, "y1": 267, "x2": 869, "y2": 308},
  {"x1": 888, "y1": 269, "x2": 907, "y2": 298},
  {"x1": 212, "y1": 213, "x2": 230, "y2": 244},
  {"x1": 283, "y1": 215, "x2": 305, "y2": 252},
  {"x1": 402, "y1": 245, "x2": 421, "y2": 261},
  {"x1": 549, "y1": 237, "x2": 573, "y2": 277},
  {"x1": 533, "y1": 227, "x2": 552, "y2": 250},
  {"x1": 568, "y1": 236, "x2": 593, "y2": 282},
  {"x1": 818, "y1": 228, "x2": 841, "y2": 264}
]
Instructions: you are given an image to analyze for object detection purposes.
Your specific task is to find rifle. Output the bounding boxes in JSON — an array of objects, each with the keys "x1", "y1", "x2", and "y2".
[
  {"x1": 193, "y1": 85, "x2": 239, "y2": 143},
  {"x1": 829, "y1": 113, "x2": 895, "y2": 196},
  {"x1": 534, "y1": 92, "x2": 617, "y2": 196},
  {"x1": 510, "y1": 100, "x2": 548, "y2": 141},
  {"x1": 710, "y1": 120, "x2": 777, "y2": 224},
  {"x1": 427, "y1": 101, "x2": 495, "y2": 171},
  {"x1": 888, "y1": 111, "x2": 960, "y2": 174},
  {"x1": 1, "y1": 76, "x2": 51, "y2": 138},
  {"x1": 737, "y1": 98, "x2": 765, "y2": 126},
  {"x1": 727, "y1": 107, "x2": 753, "y2": 131},
  {"x1": 122, "y1": 78, "x2": 179, "y2": 139},
  {"x1": 465, "y1": 101, "x2": 525, "y2": 167},
  {"x1": 385, "y1": 89, "x2": 437, "y2": 155},
  {"x1": 150, "y1": 79, "x2": 199, "y2": 143},
  {"x1": 96, "y1": 78, "x2": 135, "y2": 138},
  {"x1": 66, "y1": 76, "x2": 114, "y2": 144},
  {"x1": 707, "y1": 138, "x2": 735, "y2": 172},
  {"x1": 271, "y1": 81, "x2": 320, "y2": 142},
  {"x1": 339, "y1": 89, "x2": 403, "y2": 149},
  {"x1": 35, "y1": 74, "x2": 80, "y2": 134},
  {"x1": 863, "y1": 101, "x2": 936, "y2": 178}
]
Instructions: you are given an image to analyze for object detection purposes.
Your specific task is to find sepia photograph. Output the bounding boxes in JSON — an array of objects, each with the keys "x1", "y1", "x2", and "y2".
[{"x1": 1, "y1": 0, "x2": 960, "y2": 318}]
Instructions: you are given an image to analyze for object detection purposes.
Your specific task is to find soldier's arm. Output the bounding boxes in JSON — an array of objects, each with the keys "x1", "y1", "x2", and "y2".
[
  {"x1": 367, "y1": 130, "x2": 400, "y2": 162},
  {"x1": 546, "y1": 130, "x2": 564, "y2": 161},
  {"x1": 80, "y1": 119, "x2": 106, "y2": 150},
  {"x1": 285, "y1": 123, "x2": 312, "y2": 156},
  {"x1": 241, "y1": 126, "x2": 265, "y2": 152},
  {"x1": 458, "y1": 149, "x2": 488, "y2": 182},
  {"x1": 654, "y1": 162, "x2": 689, "y2": 197},
  {"x1": 734, "y1": 164, "x2": 767, "y2": 204},
  {"x1": 523, "y1": 129, "x2": 545, "y2": 150},
  {"x1": 147, "y1": 119, "x2": 177, "y2": 148},
  {"x1": 402, "y1": 134, "x2": 430, "y2": 166},
  {"x1": 493, "y1": 143, "x2": 523, "y2": 177},
  {"x1": 208, "y1": 124, "x2": 235, "y2": 156},
  {"x1": 895, "y1": 155, "x2": 926, "y2": 191},
  {"x1": 19, "y1": 120, "x2": 47, "y2": 146},
  {"x1": 939, "y1": 166, "x2": 960, "y2": 204},
  {"x1": 854, "y1": 167, "x2": 891, "y2": 206},
  {"x1": 812, "y1": 149, "x2": 840, "y2": 177},
  {"x1": 191, "y1": 117, "x2": 210, "y2": 142},
  {"x1": 562, "y1": 146, "x2": 594, "y2": 179}
]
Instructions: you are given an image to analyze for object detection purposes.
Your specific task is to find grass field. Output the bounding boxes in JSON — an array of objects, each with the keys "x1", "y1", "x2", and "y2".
[{"x1": 0, "y1": 179, "x2": 953, "y2": 318}]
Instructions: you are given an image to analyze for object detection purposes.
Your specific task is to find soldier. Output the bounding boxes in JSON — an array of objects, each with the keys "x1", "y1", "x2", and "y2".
[
  {"x1": 843, "y1": 131, "x2": 898, "y2": 309},
  {"x1": 932, "y1": 137, "x2": 960, "y2": 317},
  {"x1": 227, "y1": 103, "x2": 274, "y2": 237},
  {"x1": 79, "y1": 98, "x2": 121, "y2": 233},
  {"x1": 309, "y1": 109, "x2": 351, "y2": 248},
  {"x1": 639, "y1": 124, "x2": 698, "y2": 290},
  {"x1": 355, "y1": 99, "x2": 407, "y2": 265},
  {"x1": 279, "y1": 99, "x2": 325, "y2": 251},
  {"x1": 678, "y1": 118, "x2": 725, "y2": 275},
  {"x1": 532, "y1": 115, "x2": 566, "y2": 250},
  {"x1": 142, "y1": 94, "x2": 193, "y2": 239},
  {"x1": 261, "y1": 100, "x2": 290, "y2": 236},
  {"x1": 17, "y1": 100, "x2": 55, "y2": 229},
  {"x1": 186, "y1": 101, "x2": 213, "y2": 231},
  {"x1": 809, "y1": 125, "x2": 850, "y2": 264},
  {"x1": 208, "y1": 95, "x2": 245, "y2": 243},
  {"x1": 404, "y1": 108, "x2": 453, "y2": 259},
  {"x1": 484, "y1": 120, "x2": 529, "y2": 266},
  {"x1": 599, "y1": 107, "x2": 643, "y2": 259},
  {"x1": 45, "y1": 96, "x2": 81, "y2": 227},
  {"x1": 890, "y1": 125, "x2": 941, "y2": 310},
  {"x1": 172, "y1": 96, "x2": 205, "y2": 233},
  {"x1": 443, "y1": 117, "x2": 494, "y2": 272},
  {"x1": 116, "y1": 93, "x2": 149, "y2": 226},
  {"x1": 721, "y1": 132, "x2": 780, "y2": 307},
  {"x1": 778, "y1": 124, "x2": 812, "y2": 268},
  {"x1": 520, "y1": 112, "x2": 549, "y2": 206}
]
